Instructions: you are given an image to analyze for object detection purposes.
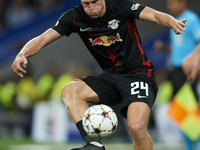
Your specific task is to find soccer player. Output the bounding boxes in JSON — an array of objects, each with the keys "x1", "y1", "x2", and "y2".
[{"x1": 11, "y1": 0, "x2": 186, "y2": 150}]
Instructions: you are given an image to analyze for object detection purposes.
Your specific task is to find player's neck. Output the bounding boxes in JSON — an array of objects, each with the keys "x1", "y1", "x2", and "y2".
[{"x1": 99, "y1": 0, "x2": 106, "y2": 18}]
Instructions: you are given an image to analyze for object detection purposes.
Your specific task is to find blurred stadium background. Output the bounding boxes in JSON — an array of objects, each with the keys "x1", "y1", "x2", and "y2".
[{"x1": 0, "y1": 0, "x2": 200, "y2": 150}]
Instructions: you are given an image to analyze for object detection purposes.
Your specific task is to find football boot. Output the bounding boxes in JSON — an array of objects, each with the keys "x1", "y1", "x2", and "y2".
[{"x1": 68, "y1": 135, "x2": 105, "y2": 150}]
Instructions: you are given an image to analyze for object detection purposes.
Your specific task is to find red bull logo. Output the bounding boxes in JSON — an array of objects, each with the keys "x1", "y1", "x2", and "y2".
[{"x1": 89, "y1": 33, "x2": 123, "y2": 46}]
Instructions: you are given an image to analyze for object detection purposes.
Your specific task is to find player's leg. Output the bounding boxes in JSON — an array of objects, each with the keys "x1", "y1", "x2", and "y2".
[
  {"x1": 115, "y1": 73, "x2": 157, "y2": 150},
  {"x1": 61, "y1": 80, "x2": 100, "y2": 124},
  {"x1": 61, "y1": 80, "x2": 105, "y2": 150},
  {"x1": 127, "y1": 102, "x2": 152, "y2": 150},
  {"x1": 169, "y1": 67, "x2": 186, "y2": 97}
]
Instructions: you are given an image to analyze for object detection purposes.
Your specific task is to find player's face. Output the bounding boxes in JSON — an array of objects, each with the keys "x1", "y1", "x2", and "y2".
[
  {"x1": 166, "y1": 0, "x2": 187, "y2": 17},
  {"x1": 81, "y1": 0, "x2": 106, "y2": 19}
]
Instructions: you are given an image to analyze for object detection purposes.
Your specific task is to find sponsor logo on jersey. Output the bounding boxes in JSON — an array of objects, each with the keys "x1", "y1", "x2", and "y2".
[
  {"x1": 80, "y1": 27, "x2": 92, "y2": 32},
  {"x1": 55, "y1": 21, "x2": 59, "y2": 26},
  {"x1": 137, "y1": 95, "x2": 148, "y2": 99},
  {"x1": 89, "y1": 33, "x2": 122, "y2": 46},
  {"x1": 131, "y1": 3, "x2": 140, "y2": 10},
  {"x1": 108, "y1": 19, "x2": 120, "y2": 29}
]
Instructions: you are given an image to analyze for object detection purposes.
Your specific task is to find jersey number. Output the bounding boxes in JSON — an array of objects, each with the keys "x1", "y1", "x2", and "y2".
[{"x1": 131, "y1": 82, "x2": 149, "y2": 96}]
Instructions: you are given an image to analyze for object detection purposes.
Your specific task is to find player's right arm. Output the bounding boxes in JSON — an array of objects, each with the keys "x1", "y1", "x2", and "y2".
[
  {"x1": 11, "y1": 28, "x2": 62, "y2": 78},
  {"x1": 182, "y1": 42, "x2": 200, "y2": 81}
]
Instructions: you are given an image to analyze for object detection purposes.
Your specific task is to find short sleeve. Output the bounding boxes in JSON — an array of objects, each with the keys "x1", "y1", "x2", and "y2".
[
  {"x1": 52, "y1": 9, "x2": 75, "y2": 36},
  {"x1": 119, "y1": 0, "x2": 145, "y2": 19}
]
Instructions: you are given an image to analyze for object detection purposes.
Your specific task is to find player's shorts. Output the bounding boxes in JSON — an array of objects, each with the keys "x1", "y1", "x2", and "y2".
[{"x1": 81, "y1": 72, "x2": 158, "y2": 118}]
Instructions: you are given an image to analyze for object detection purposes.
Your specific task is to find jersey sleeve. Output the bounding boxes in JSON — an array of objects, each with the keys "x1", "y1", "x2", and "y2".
[
  {"x1": 52, "y1": 9, "x2": 75, "y2": 36},
  {"x1": 118, "y1": 0, "x2": 145, "y2": 19}
]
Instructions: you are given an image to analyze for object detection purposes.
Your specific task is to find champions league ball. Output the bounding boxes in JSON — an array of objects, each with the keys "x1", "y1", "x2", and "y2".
[{"x1": 82, "y1": 104, "x2": 118, "y2": 139}]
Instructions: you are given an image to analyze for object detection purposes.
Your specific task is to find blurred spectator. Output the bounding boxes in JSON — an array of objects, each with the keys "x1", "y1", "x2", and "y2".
[
  {"x1": 32, "y1": 64, "x2": 73, "y2": 143},
  {"x1": 5, "y1": 0, "x2": 36, "y2": 29},
  {"x1": 0, "y1": 80, "x2": 16, "y2": 111},
  {"x1": 36, "y1": 63, "x2": 60, "y2": 101},
  {"x1": 16, "y1": 75, "x2": 36, "y2": 110}
]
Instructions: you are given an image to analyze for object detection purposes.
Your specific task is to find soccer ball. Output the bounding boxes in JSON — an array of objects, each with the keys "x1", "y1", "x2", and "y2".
[{"x1": 82, "y1": 104, "x2": 118, "y2": 139}]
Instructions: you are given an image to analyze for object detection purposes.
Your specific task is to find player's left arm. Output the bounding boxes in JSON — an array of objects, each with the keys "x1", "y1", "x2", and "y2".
[{"x1": 139, "y1": 7, "x2": 186, "y2": 35}]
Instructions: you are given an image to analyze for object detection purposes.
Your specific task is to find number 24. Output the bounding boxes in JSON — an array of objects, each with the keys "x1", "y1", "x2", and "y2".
[{"x1": 131, "y1": 82, "x2": 149, "y2": 96}]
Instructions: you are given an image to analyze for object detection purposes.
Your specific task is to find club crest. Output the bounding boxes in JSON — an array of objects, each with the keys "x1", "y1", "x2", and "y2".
[{"x1": 108, "y1": 19, "x2": 120, "y2": 29}]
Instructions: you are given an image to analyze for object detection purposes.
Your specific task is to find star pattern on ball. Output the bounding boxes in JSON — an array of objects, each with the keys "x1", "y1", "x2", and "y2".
[
  {"x1": 83, "y1": 110, "x2": 92, "y2": 124},
  {"x1": 91, "y1": 124, "x2": 104, "y2": 137},
  {"x1": 109, "y1": 122, "x2": 117, "y2": 133}
]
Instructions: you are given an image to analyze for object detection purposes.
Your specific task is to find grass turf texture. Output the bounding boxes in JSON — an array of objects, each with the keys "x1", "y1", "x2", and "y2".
[{"x1": 0, "y1": 138, "x2": 184, "y2": 150}]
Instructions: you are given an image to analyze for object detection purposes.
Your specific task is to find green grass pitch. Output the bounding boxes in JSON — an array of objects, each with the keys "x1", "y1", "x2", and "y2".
[{"x1": 0, "y1": 138, "x2": 184, "y2": 150}]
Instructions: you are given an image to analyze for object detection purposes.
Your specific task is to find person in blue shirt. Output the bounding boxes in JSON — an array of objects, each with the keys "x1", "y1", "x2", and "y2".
[
  {"x1": 154, "y1": 0, "x2": 200, "y2": 150},
  {"x1": 167, "y1": 0, "x2": 200, "y2": 96},
  {"x1": 169, "y1": 0, "x2": 200, "y2": 69}
]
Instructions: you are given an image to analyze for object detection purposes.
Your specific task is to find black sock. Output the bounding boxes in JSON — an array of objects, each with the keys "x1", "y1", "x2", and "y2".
[
  {"x1": 76, "y1": 120, "x2": 87, "y2": 139},
  {"x1": 76, "y1": 120, "x2": 102, "y2": 143}
]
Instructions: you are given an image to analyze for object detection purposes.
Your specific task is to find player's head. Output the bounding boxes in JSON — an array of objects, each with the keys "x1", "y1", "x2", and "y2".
[
  {"x1": 166, "y1": 0, "x2": 188, "y2": 17},
  {"x1": 81, "y1": 0, "x2": 106, "y2": 19}
]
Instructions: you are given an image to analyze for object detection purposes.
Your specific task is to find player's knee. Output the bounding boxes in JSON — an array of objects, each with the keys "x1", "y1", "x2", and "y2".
[
  {"x1": 61, "y1": 82, "x2": 71, "y2": 98},
  {"x1": 128, "y1": 122, "x2": 146, "y2": 142},
  {"x1": 61, "y1": 81, "x2": 83, "y2": 107}
]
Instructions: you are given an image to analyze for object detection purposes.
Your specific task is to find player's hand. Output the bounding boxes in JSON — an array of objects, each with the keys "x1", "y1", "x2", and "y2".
[
  {"x1": 11, "y1": 54, "x2": 28, "y2": 78},
  {"x1": 173, "y1": 19, "x2": 187, "y2": 35},
  {"x1": 182, "y1": 54, "x2": 200, "y2": 81}
]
